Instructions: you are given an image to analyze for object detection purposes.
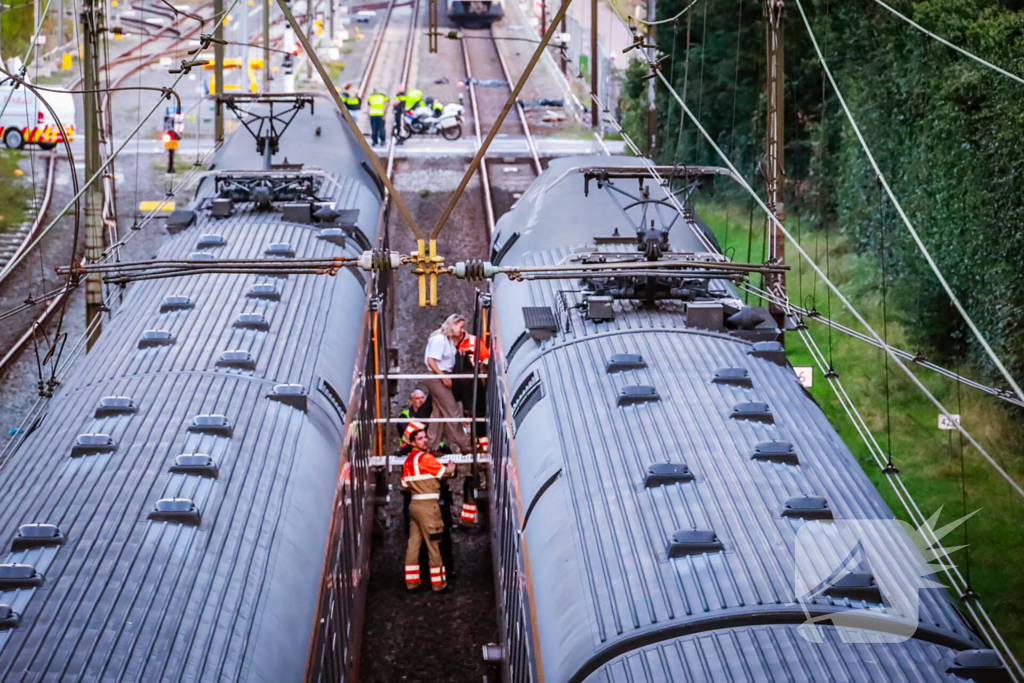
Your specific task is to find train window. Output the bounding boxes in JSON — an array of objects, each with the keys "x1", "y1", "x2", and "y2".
[
  {"x1": 512, "y1": 376, "x2": 544, "y2": 433},
  {"x1": 505, "y1": 331, "x2": 531, "y2": 366},
  {"x1": 318, "y1": 379, "x2": 347, "y2": 425},
  {"x1": 491, "y1": 231, "x2": 520, "y2": 266}
]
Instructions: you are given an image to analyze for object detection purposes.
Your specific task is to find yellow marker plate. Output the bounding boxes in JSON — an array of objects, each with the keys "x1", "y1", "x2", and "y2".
[{"x1": 139, "y1": 201, "x2": 176, "y2": 212}]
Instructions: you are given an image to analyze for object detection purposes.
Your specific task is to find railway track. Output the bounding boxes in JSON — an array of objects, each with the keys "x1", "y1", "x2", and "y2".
[{"x1": 460, "y1": 27, "x2": 542, "y2": 234}]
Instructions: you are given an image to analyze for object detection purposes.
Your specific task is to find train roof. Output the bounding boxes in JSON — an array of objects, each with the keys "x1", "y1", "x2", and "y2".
[
  {"x1": 0, "y1": 107, "x2": 379, "y2": 680},
  {"x1": 489, "y1": 157, "x2": 985, "y2": 683}
]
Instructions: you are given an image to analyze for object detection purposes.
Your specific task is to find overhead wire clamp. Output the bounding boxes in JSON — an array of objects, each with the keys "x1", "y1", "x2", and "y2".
[{"x1": 410, "y1": 240, "x2": 444, "y2": 307}]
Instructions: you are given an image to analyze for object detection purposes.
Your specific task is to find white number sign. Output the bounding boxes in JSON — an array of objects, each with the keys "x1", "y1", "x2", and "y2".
[
  {"x1": 794, "y1": 366, "x2": 813, "y2": 388},
  {"x1": 938, "y1": 414, "x2": 961, "y2": 430}
]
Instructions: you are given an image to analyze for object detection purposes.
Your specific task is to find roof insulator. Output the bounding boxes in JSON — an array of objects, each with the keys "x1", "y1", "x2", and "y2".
[
  {"x1": 712, "y1": 368, "x2": 753, "y2": 388},
  {"x1": 747, "y1": 341, "x2": 787, "y2": 366},
  {"x1": 317, "y1": 227, "x2": 347, "y2": 247},
  {"x1": 216, "y1": 350, "x2": 256, "y2": 371},
  {"x1": 605, "y1": 353, "x2": 646, "y2": 373},
  {"x1": 750, "y1": 441, "x2": 799, "y2": 465},
  {"x1": 196, "y1": 233, "x2": 226, "y2": 249},
  {"x1": 0, "y1": 564, "x2": 42, "y2": 589},
  {"x1": 666, "y1": 530, "x2": 724, "y2": 559},
  {"x1": 138, "y1": 330, "x2": 175, "y2": 349},
  {"x1": 0, "y1": 605, "x2": 19, "y2": 630},
  {"x1": 187, "y1": 414, "x2": 233, "y2": 437},
  {"x1": 268, "y1": 383, "x2": 308, "y2": 411},
  {"x1": 166, "y1": 209, "x2": 196, "y2": 234},
  {"x1": 522, "y1": 306, "x2": 558, "y2": 341},
  {"x1": 11, "y1": 524, "x2": 66, "y2": 552},
  {"x1": 247, "y1": 283, "x2": 281, "y2": 301},
  {"x1": 618, "y1": 385, "x2": 660, "y2": 407},
  {"x1": 170, "y1": 454, "x2": 219, "y2": 478},
  {"x1": 265, "y1": 242, "x2": 295, "y2": 258},
  {"x1": 823, "y1": 572, "x2": 882, "y2": 603},
  {"x1": 159, "y1": 295, "x2": 194, "y2": 313},
  {"x1": 189, "y1": 252, "x2": 215, "y2": 261},
  {"x1": 70, "y1": 433, "x2": 117, "y2": 457},
  {"x1": 94, "y1": 396, "x2": 138, "y2": 418},
  {"x1": 729, "y1": 401, "x2": 774, "y2": 424},
  {"x1": 781, "y1": 495, "x2": 834, "y2": 520},
  {"x1": 147, "y1": 498, "x2": 201, "y2": 526},
  {"x1": 947, "y1": 650, "x2": 1011, "y2": 682},
  {"x1": 644, "y1": 463, "x2": 694, "y2": 488},
  {"x1": 233, "y1": 313, "x2": 270, "y2": 331}
]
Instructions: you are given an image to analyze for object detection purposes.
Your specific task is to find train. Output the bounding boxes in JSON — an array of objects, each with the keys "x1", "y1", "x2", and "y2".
[
  {"x1": 448, "y1": 0, "x2": 505, "y2": 28},
  {"x1": 482, "y1": 157, "x2": 1008, "y2": 682},
  {"x1": 0, "y1": 103, "x2": 383, "y2": 680}
]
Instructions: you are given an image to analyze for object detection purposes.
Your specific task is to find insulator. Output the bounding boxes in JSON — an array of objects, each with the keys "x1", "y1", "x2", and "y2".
[{"x1": 464, "y1": 259, "x2": 485, "y2": 281}]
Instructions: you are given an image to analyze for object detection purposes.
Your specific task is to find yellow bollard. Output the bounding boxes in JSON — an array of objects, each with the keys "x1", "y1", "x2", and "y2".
[{"x1": 61, "y1": 54, "x2": 72, "y2": 70}]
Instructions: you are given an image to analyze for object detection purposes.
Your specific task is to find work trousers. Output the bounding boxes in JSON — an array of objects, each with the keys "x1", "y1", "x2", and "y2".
[
  {"x1": 370, "y1": 115, "x2": 385, "y2": 145},
  {"x1": 405, "y1": 500, "x2": 447, "y2": 591},
  {"x1": 423, "y1": 376, "x2": 472, "y2": 453}
]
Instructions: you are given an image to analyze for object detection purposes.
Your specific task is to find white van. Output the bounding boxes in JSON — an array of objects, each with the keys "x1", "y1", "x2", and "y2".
[{"x1": 0, "y1": 77, "x2": 76, "y2": 150}]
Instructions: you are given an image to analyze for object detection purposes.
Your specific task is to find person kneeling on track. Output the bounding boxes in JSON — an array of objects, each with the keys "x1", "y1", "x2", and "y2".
[{"x1": 402, "y1": 429, "x2": 456, "y2": 592}]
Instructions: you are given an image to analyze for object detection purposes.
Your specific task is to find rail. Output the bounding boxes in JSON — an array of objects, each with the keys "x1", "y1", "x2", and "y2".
[
  {"x1": 459, "y1": 37, "x2": 496, "y2": 236},
  {"x1": 489, "y1": 28, "x2": 542, "y2": 175}
]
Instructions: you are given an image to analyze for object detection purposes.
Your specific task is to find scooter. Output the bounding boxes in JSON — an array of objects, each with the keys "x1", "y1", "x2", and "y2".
[{"x1": 396, "y1": 102, "x2": 464, "y2": 141}]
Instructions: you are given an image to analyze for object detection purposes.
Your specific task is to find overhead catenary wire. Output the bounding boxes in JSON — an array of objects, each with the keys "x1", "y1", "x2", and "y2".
[
  {"x1": 633, "y1": 0, "x2": 699, "y2": 26},
  {"x1": 870, "y1": 0, "x2": 1024, "y2": 87},
  {"x1": 655, "y1": 67, "x2": 1024, "y2": 503},
  {"x1": 793, "y1": 0, "x2": 1024, "y2": 411}
]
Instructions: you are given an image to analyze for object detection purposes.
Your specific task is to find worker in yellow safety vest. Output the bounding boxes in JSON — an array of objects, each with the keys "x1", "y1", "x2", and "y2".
[
  {"x1": 340, "y1": 83, "x2": 362, "y2": 124},
  {"x1": 402, "y1": 88, "x2": 423, "y2": 112},
  {"x1": 368, "y1": 91, "x2": 389, "y2": 146}
]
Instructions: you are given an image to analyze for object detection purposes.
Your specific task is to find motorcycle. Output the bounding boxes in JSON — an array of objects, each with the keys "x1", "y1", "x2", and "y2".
[{"x1": 396, "y1": 103, "x2": 464, "y2": 141}]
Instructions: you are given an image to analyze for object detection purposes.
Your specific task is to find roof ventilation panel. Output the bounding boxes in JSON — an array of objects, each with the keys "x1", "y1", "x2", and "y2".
[
  {"x1": 94, "y1": 396, "x2": 137, "y2": 418},
  {"x1": 188, "y1": 414, "x2": 233, "y2": 437},
  {"x1": 282, "y1": 203, "x2": 311, "y2": 224},
  {"x1": 747, "y1": 341, "x2": 787, "y2": 366},
  {"x1": 147, "y1": 498, "x2": 201, "y2": 526},
  {"x1": 71, "y1": 433, "x2": 117, "y2": 457},
  {"x1": 317, "y1": 227, "x2": 347, "y2": 247},
  {"x1": 729, "y1": 401, "x2": 774, "y2": 424},
  {"x1": 216, "y1": 350, "x2": 256, "y2": 371},
  {"x1": 947, "y1": 650, "x2": 1012, "y2": 682},
  {"x1": 712, "y1": 368, "x2": 753, "y2": 388},
  {"x1": 686, "y1": 301, "x2": 724, "y2": 331},
  {"x1": 189, "y1": 252, "x2": 215, "y2": 261},
  {"x1": 247, "y1": 283, "x2": 281, "y2": 301},
  {"x1": 0, "y1": 564, "x2": 42, "y2": 589},
  {"x1": 196, "y1": 234, "x2": 226, "y2": 249},
  {"x1": 751, "y1": 441, "x2": 799, "y2": 465},
  {"x1": 209, "y1": 198, "x2": 233, "y2": 218},
  {"x1": 138, "y1": 330, "x2": 175, "y2": 349},
  {"x1": 166, "y1": 209, "x2": 195, "y2": 234},
  {"x1": 0, "y1": 605, "x2": 19, "y2": 630},
  {"x1": 644, "y1": 463, "x2": 695, "y2": 488},
  {"x1": 11, "y1": 524, "x2": 66, "y2": 552},
  {"x1": 265, "y1": 242, "x2": 295, "y2": 258},
  {"x1": 522, "y1": 307, "x2": 557, "y2": 341},
  {"x1": 781, "y1": 495, "x2": 834, "y2": 520},
  {"x1": 233, "y1": 313, "x2": 270, "y2": 331},
  {"x1": 823, "y1": 572, "x2": 882, "y2": 603},
  {"x1": 618, "y1": 385, "x2": 660, "y2": 407},
  {"x1": 605, "y1": 353, "x2": 646, "y2": 373},
  {"x1": 159, "y1": 295, "x2": 194, "y2": 313},
  {"x1": 268, "y1": 384, "x2": 308, "y2": 411},
  {"x1": 666, "y1": 530, "x2": 724, "y2": 559},
  {"x1": 170, "y1": 454, "x2": 219, "y2": 477}
]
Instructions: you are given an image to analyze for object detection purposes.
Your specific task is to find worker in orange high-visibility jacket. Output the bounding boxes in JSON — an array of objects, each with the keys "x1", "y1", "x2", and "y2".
[
  {"x1": 457, "y1": 334, "x2": 489, "y2": 364},
  {"x1": 402, "y1": 428, "x2": 456, "y2": 591}
]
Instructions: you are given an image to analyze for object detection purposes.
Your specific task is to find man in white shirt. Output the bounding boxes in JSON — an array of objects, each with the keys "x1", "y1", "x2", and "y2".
[{"x1": 423, "y1": 314, "x2": 472, "y2": 453}]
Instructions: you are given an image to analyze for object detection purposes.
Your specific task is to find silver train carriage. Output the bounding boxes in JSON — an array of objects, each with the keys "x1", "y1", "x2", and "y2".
[
  {"x1": 0, "y1": 105, "x2": 387, "y2": 681},
  {"x1": 448, "y1": 0, "x2": 505, "y2": 28},
  {"x1": 482, "y1": 157, "x2": 1008, "y2": 683}
]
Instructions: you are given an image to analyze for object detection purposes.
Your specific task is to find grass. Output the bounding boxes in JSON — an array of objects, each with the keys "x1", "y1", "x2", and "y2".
[
  {"x1": 694, "y1": 196, "x2": 1024, "y2": 657},
  {"x1": 0, "y1": 151, "x2": 29, "y2": 233}
]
